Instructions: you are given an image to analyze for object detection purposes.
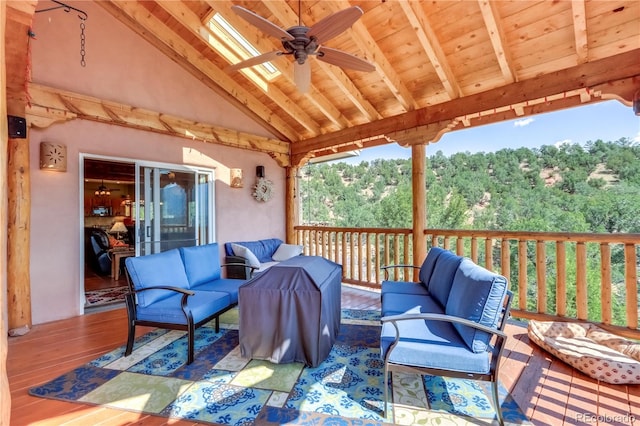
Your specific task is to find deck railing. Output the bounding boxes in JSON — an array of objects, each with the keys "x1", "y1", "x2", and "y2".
[{"x1": 294, "y1": 225, "x2": 640, "y2": 339}]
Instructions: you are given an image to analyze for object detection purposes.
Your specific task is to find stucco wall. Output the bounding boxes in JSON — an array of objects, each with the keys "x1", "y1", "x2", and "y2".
[{"x1": 28, "y1": 2, "x2": 286, "y2": 324}]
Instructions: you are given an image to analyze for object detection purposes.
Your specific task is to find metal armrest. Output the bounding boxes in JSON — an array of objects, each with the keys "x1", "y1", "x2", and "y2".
[
  {"x1": 381, "y1": 312, "x2": 507, "y2": 339},
  {"x1": 380, "y1": 264, "x2": 420, "y2": 280}
]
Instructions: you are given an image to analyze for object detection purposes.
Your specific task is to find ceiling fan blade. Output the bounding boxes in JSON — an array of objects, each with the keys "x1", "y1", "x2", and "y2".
[
  {"x1": 307, "y1": 6, "x2": 363, "y2": 43},
  {"x1": 227, "y1": 51, "x2": 282, "y2": 72},
  {"x1": 231, "y1": 5, "x2": 294, "y2": 41},
  {"x1": 294, "y1": 61, "x2": 311, "y2": 93},
  {"x1": 317, "y1": 47, "x2": 375, "y2": 72}
]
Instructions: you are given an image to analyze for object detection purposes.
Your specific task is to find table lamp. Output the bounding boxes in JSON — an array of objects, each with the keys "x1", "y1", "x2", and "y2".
[{"x1": 110, "y1": 220, "x2": 128, "y2": 241}]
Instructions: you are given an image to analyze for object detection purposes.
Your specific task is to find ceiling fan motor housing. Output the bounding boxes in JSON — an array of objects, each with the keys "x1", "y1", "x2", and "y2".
[{"x1": 282, "y1": 26, "x2": 319, "y2": 64}]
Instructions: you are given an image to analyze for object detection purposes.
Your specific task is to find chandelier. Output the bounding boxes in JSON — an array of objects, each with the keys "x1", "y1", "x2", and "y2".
[{"x1": 94, "y1": 181, "x2": 111, "y2": 196}]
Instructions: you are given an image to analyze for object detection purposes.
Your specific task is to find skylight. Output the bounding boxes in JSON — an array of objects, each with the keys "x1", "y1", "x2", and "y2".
[{"x1": 207, "y1": 13, "x2": 278, "y2": 76}]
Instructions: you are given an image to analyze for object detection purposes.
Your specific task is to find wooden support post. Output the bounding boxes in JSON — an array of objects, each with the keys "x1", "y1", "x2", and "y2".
[
  {"x1": 285, "y1": 166, "x2": 298, "y2": 244},
  {"x1": 1, "y1": 2, "x2": 13, "y2": 423},
  {"x1": 7, "y1": 133, "x2": 31, "y2": 335},
  {"x1": 412, "y1": 144, "x2": 426, "y2": 281}
]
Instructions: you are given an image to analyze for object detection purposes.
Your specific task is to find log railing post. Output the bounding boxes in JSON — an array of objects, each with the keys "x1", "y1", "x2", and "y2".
[
  {"x1": 285, "y1": 166, "x2": 298, "y2": 244},
  {"x1": 412, "y1": 144, "x2": 425, "y2": 281}
]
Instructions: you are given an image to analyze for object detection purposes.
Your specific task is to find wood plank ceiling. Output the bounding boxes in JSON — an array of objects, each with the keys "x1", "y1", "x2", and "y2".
[{"x1": 7, "y1": 1, "x2": 640, "y2": 167}]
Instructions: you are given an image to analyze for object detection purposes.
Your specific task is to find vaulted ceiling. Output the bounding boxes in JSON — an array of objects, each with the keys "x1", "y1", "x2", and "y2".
[{"x1": 5, "y1": 1, "x2": 640, "y2": 167}]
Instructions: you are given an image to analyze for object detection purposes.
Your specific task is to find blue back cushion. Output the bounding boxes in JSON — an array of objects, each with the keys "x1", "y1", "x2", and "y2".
[
  {"x1": 125, "y1": 249, "x2": 190, "y2": 307},
  {"x1": 224, "y1": 238, "x2": 283, "y2": 263},
  {"x1": 180, "y1": 243, "x2": 221, "y2": 287},
  {"x1": 445, "y1": 259, "x2": 508, "y2": 353},
  {"x1": 428, "y1": 250, "x2": 463, "y2": 307},
  {"x1": 418, "y1": 247, "x2": 445, "y2": 286}
]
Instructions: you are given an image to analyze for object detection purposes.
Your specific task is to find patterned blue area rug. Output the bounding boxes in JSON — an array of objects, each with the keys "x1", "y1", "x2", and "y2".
[{"x1": 30, "y1": 309, "x2": 530, "y2": 425}]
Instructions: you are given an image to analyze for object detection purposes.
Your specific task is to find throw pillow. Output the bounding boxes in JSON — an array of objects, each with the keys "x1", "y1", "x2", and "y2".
[
  {"x1": 272, "y1": 243, "x2": 303, "y2": 261},
  {"x1": 231, "y1": 243, "x2": 261, "y2": 268}
]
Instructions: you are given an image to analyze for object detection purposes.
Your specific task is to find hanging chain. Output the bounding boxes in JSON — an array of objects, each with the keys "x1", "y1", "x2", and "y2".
[{"x1": 79, "y1": 17, "x2": 86, "y2": 67}]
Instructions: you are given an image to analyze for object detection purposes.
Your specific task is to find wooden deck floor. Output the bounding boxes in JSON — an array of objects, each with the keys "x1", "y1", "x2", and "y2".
[{"x1": 7, "y1": 285, "x2": 639, "y2": 425}]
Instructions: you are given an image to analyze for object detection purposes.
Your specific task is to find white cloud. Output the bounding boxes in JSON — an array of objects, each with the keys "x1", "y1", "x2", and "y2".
[
  {"x1": 554, "y1": 139, "x2": 572, "y2": 148},
  {"x1": 514, "y1": 118, "x2": 534, "y2": 127},
  {"x1": 634, "y1": 131, "x2": 640, "y2": 144}
]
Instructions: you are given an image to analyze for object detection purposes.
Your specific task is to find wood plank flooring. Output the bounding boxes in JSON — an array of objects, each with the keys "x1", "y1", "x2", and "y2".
[{"x1": 7, "y1": 285, "x2": 638, "y2": 425}]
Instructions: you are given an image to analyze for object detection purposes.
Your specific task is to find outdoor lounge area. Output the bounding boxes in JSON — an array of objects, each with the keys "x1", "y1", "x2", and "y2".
[
  {"x1": 2, "y1": 1, "x2": 640, "y2": 425},
  {"x1": 8, "y1": 285, "x2": 639, "y2": 425}
]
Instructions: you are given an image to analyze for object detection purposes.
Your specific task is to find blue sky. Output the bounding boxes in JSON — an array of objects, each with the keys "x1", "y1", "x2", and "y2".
[{"x1": 338, "y1": 100, "x2": 640, "y2": 164}]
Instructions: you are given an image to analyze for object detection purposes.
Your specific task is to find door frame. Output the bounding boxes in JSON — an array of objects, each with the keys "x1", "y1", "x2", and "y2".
[{"x1": 79, "y1": 153, "x2": 216, "y2": 314}]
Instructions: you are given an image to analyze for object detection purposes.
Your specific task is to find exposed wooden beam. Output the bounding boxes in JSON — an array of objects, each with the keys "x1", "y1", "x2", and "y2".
[
  {"x1": 99, "y1": 0, "x2": 297, "y2": 142},
  {"x1": 26, "y1": 84, "x2": 291, "y2": 167},
  {"x1": 292, "y1": 49, "x2": 640, "y2": 157},
  {"x1": 260, "y1": 1, "x2": 379, "y2": 124},
  {"x1": 170, "y1": 0, "x2": 323, "y2": 136},
  {"x1": 323, "y1": 0, "x2": 416, "y2": 112},
  {"x1": 478, "y1": 0, "x2": 516, "y2": 83},
  {"x1": 571, "y1": 0, "x2": 588, "y2": 64},
  {"x1": 400, "y1": 1, "x2": 462, "y2": 99}
]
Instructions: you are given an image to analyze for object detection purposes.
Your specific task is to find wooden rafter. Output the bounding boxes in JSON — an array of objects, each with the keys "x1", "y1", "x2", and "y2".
[
  {"x1": 99, "y1": 0, "x2": 297, "y2": 142},
  {"x1": 571, "y1": 0, "x2": 588, "y2": 64},
  {"x1": 478, "y1": 0, "x2": 516, "y2": 84},
  {"x1": 399, "y1": 1, "x2": 462, "y2": 99},
  {"x1": 260, "y1": 1, "x2": 379, "y2": 124},
  {"x1": 322, "y1": 0, "x2": 417, "y2": 112}
]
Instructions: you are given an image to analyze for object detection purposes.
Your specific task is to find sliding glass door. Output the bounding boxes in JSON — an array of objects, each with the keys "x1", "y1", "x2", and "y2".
[{"x1": 136, "y1": 164, "x2": 214, "y2": 256}]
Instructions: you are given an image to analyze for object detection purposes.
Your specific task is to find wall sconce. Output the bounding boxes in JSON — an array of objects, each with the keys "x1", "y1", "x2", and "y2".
[
  {"x1": 230, "y1": 168, "x2": 243, "y2": 188},
  {"x1": 39, "y1": 142, "x2": 67, "y2": 172}
]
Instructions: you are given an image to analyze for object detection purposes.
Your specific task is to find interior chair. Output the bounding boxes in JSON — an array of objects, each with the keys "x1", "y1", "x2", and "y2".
[
  {"x1": 381, "y1": 291, "x2": 513, "y2": 425},
  {"x1": 84, "y1": 227, "x2": 112, "y2": 276}
]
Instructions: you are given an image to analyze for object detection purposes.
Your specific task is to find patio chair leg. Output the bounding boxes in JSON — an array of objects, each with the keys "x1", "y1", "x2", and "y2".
[
  {"x1": 187, "y1": 322, "x2": 195, "y2": 365},
  {"x1": 491, "y1": 379, "x2": 504, "y2": 426},
  {"x1": 125, "y1": 322, "x2": 135, "y2": 356},
  {"x1": 383, "y1": 364, "x2": 389, "y2": 418}
]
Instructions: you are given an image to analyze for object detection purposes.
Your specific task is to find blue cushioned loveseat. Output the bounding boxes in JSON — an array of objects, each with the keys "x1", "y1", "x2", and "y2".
[
  {"x1": 124, "y1": 243, "x2": 245, "y2": 364},
  {"x1": 380, "y1": 247, "x2": 513, "y2": 424},
  {"x1": 224, "y1": 238, "x2": 303, "y2": 279}
]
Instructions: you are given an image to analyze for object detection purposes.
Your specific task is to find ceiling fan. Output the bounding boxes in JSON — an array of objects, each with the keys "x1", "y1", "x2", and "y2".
[
  {"x1": 227, "y1": 3, "x2": 375, "y2": 93},
  {"x1": 94, "y1": 180, "x2": 120, "y2": 196}
]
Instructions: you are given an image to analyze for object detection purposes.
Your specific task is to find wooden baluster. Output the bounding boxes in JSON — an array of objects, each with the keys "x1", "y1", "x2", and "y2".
[
  {"x1": 471, "y1": 237, "x2": 478, "y2": 263},
  {"x1": 341, "y1": 232, "x2": 347, "y2": 281},
  {"x1": 456, "y1": 237, "x2": 464, "y2": 256},
  {"x1": 485, "y1": 238, "x2": 493, "y2": 271},
  {"x1": 501, "y1": 239, "x2": 510, "y2": 284},
  {"x1": 624, "y1": 243, "x2": 638, "y2": 329},
  {"x1": 556, "y1": 241, "x2": 567, "y2": 317},
  {"x1": 600, "y1": 243, "x2": 612, "y2": 325},
  {"x1": 576, "y1": 242, "x2": 588, "y2": 321},
  {"x1": 404, "y1": 233, "x2": 411, "y2": 280},
  {"x1": 536, "y1": 240, "x2": 547, "y2": 314},
  {"x1": 518, "y1": 240, "x2": 528, "y2": 311}
]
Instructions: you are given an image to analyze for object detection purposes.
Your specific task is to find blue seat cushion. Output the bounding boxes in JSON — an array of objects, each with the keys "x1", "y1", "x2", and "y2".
[
  {"x1": 190, "y1": 278, "x2": 245, "y2": 304},
  {"x1": 135, "y1": 290, "x2": 231, "y2": 325},
  {"x1": 381, "y1": 280, "x2": 430, "y2": 296},
  {"x1": 380, "y1": 318, "x2": 490, "y2": 375},
  {"x1": 445, "y1": 259, "x2": 508, "y2": 353},
  {"x1": 381, "y1": 293, "x2": 444, "y2": 317},
  {"x1": 427, "y1": 250, "x2": 463, "y2": 307},
  {"x1": 224, "y1": 238, "x2": 283, "y2": 263},
  {"x1": 418, "y1": 247, "x2": 446, "y2": 286},
  {"x1": 180, "y1": 243, "x2": 221, "y2": 287},
  {"x1": 125, "y1": 249, "x2": 190, "y2": 307}
]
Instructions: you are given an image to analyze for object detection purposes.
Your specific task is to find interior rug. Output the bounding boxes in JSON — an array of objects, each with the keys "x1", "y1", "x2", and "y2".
[
  {"x1": 84, "y1": 286, "x2": 128, "y2": 307},
  {"x1": 29, "y1": 309, "x2": 531, "y2": 425}
]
